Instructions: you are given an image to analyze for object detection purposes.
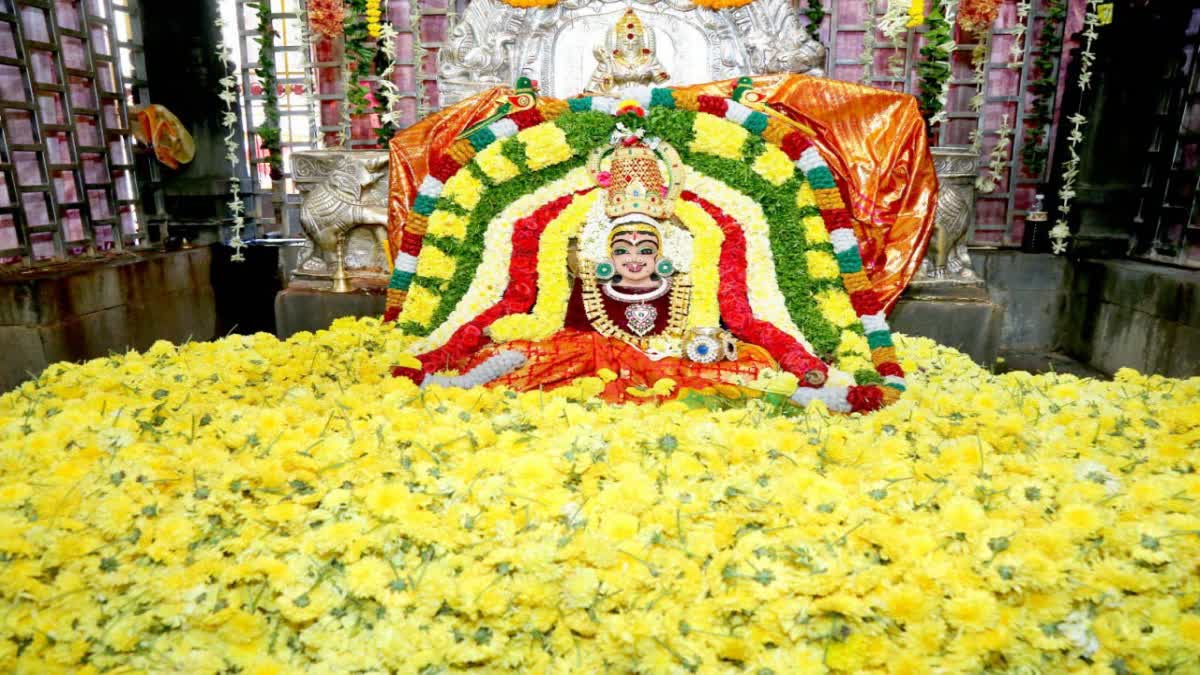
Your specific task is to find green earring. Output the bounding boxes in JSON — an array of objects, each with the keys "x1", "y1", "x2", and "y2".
[
  {"x1": 655, "y1": 258, "x2": 675, "y2": 277},
  {"x1": 596, "y1": 260, "x2": 615, "y2": 280}
]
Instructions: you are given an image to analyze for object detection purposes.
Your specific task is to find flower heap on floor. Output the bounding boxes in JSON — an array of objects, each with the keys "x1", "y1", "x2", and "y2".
[
  {"x1": 0, "y1": 321, "x2": 1198, "y2": 672},
  {"x1": 385, "y1": 82, "x2": 905, "y2": 413}
]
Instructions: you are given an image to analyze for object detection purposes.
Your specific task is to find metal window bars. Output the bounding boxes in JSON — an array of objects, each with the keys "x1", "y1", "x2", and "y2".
[
  {"x1": 823, "y1": 0, "x2": 1070, "y2": 247},
  {"x1": 0, "y1": 0, "x2": 146, "y2": 268}
]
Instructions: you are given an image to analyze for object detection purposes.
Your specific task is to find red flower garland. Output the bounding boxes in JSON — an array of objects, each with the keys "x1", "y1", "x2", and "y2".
[
  {"x1": 681, "y1": 191, "x2": 829, "y2": 386},
  {"x1": 393, "y1": 190, "x2": 591, "y2": 380}
]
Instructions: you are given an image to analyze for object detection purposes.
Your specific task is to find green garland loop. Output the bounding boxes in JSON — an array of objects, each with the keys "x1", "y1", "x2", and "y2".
[
  {"x1": 255, "y1": 1, "x2": 283, "y2": 180},
  {"x1": 916, "y1": 2, "x2": 952, "y2": 125},
  {"x1": 344, "y1": 0, "x2": 377, "y2": 127},
  {"x1": 1022, "y1": 0, "x2": 1066, "y2": 178},
  {"x1": 803, "y1": 0, "x2": 826, "y2": 42}
]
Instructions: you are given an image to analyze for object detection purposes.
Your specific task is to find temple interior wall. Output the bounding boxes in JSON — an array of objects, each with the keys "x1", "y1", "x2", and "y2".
[{"x1": 2, "y1": 247, "x2": 1195, "y2": 393}]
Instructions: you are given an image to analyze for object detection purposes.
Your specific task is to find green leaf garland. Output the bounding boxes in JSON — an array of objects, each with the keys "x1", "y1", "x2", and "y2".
[
  {"x1": 255, "y1": 1, "x2": 283, "y2": 180},
  {"x1": 1021, "y1": 0, "x2": 1066, "y2": 178},
  {"x1": 803, "y1": 0, "x2": 827, "y2": 42},
  {"x1": 343, "y1": 0, "x2": 376, "y2": 124},
  {"x1": 916, "y1": 2, "x2": 953, "y2": 125}
]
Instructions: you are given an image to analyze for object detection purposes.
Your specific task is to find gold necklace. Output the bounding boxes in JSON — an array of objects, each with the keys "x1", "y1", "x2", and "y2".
[{"x1": 580, "y1": 268, "x2": 690, "y2": 348}]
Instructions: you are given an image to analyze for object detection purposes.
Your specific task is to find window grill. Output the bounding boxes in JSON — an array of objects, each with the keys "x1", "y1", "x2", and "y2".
[{"x1": 0, "y1": 0, "x2": 146, "y2": 268}]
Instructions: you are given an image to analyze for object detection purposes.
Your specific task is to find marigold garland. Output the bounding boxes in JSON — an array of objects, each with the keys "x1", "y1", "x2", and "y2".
[
  {"x1": 389, "y1": 87, "x2": 907, "y2": 409},
  {"x1": 957, "y1": 0, "x2": 1000, "y2": 34},
  {"x1": 307, "y1": 0, "x2": 346, "y2": 39}
]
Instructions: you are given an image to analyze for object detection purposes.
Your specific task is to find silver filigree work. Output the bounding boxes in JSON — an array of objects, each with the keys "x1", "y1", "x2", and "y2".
[{"x1": 438, "y1": 0, "x2": 825, "y2": 105}]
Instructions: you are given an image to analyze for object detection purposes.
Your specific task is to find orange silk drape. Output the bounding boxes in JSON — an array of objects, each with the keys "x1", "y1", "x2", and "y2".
[{"x1": 386, "y1": 75, "x2": 938, "y2": 312}]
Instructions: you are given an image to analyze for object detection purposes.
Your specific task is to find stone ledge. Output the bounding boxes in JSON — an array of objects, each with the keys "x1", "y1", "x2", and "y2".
[{"x1": 275, "y1": 287, "x2": 386, "y2": 340}]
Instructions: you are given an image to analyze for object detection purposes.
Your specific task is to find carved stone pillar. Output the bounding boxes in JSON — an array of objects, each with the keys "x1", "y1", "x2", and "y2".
[{"x1": 290, "y1": 150, "x2": 391, "y2": 291}]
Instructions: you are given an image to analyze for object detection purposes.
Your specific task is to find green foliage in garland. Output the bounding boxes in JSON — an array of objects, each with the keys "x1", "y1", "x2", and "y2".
[
  {"x1": 255, "y1": 1, "x2": 283, "y2": 180},
  {"x1": 915, "y1": 2, "x2": 952, "y2": 125},
  {"x1": 1022, "y1": 0, "x2": 1066, "y2": 178},
  {"x1": 803, "y1": 0, "x2": 827, "y2": 42},
  {"x1": 343, "y1": 0, "x2": 376, "y2": 124}
]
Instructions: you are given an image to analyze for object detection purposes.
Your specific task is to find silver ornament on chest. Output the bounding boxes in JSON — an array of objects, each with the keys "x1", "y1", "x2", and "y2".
[{"x1": 624, "y1": 303, "x2": 658, "y2": 337}]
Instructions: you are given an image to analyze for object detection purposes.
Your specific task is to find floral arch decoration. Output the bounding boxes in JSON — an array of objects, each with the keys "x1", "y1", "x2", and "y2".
[{"x1": 384, "y1": 85, "x2": 906, "y2": 413}]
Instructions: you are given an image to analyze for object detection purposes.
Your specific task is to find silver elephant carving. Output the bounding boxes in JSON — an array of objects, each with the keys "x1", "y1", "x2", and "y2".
[
  {"x1": 915, "y1": 147, "x2": 980, "y2": 282},
  {"x1": 293, "y1": 150, "x2": 391, "y2": 291}
]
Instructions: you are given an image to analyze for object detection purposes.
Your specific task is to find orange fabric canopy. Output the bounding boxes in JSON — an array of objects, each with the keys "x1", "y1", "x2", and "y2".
[{"x1": 386, "y1": 75, "x2": 937, "y2": 312}]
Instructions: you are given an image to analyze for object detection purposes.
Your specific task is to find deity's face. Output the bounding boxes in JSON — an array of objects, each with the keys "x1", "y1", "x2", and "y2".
[{"x1": 610, "y1": 230, "x2": 659, "y2": 286}]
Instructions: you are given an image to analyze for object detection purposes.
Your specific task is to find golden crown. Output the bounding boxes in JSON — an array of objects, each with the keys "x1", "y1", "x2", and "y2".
[{"x1": 589, "y1": 137, "x2": 684, "y2": 223}]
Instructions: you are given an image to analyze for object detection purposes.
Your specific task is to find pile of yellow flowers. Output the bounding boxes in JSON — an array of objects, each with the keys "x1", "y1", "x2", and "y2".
[{"x1": 1, "y1": 317, "x2": 1198, "y2": 673}]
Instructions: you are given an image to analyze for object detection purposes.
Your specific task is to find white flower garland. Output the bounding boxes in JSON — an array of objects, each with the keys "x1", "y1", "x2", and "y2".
[
  {"x1": 976, "y1": 114, "x2": 1012, "y2": 194},
  {"x1": 877, "y1": 1, "x2": 910, "y2": 78},
  {"x1": 377, "y1": 22, "x2": 403, "y2": 130},
  {"x1": 296, "y1": 0, "x2": 322, "y2": 149},
  {"x1": 406, "y1": 167, "x2": 595, "y2": 355},
  {"x1": 1050, "y1": 1, "x2": 1100, "y2": 254},
  {"x1": 859, "y1": 0, "x2": 877, "y2": 85},
  {"x1": 1009, "y1": 0, "x2": 1031, "y2": 68},
  {"x1": 214, "y1": 15, "x2": 246, "y2": 261}
]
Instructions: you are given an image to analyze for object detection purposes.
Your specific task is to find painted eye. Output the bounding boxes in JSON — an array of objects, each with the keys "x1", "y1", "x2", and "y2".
[
  {"x1": 614, "y1": 248, "x2": 628, "y2": 256},
  {"x1": 639, "y1": 248, "x2": 654, "y2": 255}
]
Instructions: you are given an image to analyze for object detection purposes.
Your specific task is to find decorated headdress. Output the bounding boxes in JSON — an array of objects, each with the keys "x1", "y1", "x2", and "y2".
[{"x1": 613, "y1": 8, "x2": 652, "y2": 58}]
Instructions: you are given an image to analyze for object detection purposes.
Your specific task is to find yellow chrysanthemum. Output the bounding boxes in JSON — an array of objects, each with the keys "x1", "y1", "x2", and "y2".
[
  {"x1": 752, "y1": 144, "x2": 796, "y2": 186},
  {"x1": 474, "y1": 140, "x2": 521, "y2": 183},
  {"x1": 805, "y1": 250, "x2": 840, "y2": 279},
  {"x1": 690, "y1": 113, "x2": 748, "y2": 160},
  {"x1": 414, "y1": 245, "x2": 456, "y2": 280},
  {"x1": 440, "y1": 168, "x2": 483, "y2": 210},
  {"x1": 803, "y1": 215, "x2": 830, "y2": 244},
  {"x1": 426, "y1": 210, "x2": 468, "y2": 239},
  {"x1": 399, "y1": 283, "x2": 439, "y2": 326},
  {"x1": 815, "y1": 288, "x2": 860, "y2": 327},
  {"x1": 517, "y1": 122, "x2": 574, "y2": 170}
]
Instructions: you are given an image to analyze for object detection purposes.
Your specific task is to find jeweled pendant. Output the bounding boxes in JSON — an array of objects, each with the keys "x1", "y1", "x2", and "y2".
[{"x1": 625, "y1": 302, "x2": 657, "y2": 337}]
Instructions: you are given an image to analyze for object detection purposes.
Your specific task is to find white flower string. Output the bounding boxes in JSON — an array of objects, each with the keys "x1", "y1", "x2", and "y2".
[
  {"x1": 1050, "y1": 0, "x2": 1100, "y2": 254},
  {"x1": 928, "y1": 0, "x2": 960, "y2": 126},
  {"x1": 859, "y1": 0, "x2": 877, "y2": 85},
  {"x1": 214, "y1": 15, "x2": 246, "y2": 261},
  {"x1": 338, "y1": 67, "x2": 353, "y2": 147},
  {"x1": 377, "y1": 22, "x2": 403, "y2": 130},
  {"x1": 877, "y1": 1, "x2": 910, "y2": 78},
  {"x1": 976, "y1": 114, "x2": 1012, "y2": 194},
  {"x1": 296, "y1": 0, "x2": 323, "y2": 149},
  {"x1": 1009, "y1": 0, "x2": 1030, "y2": 67}
]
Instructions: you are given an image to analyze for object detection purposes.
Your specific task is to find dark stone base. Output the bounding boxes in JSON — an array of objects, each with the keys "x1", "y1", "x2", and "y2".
[
  {"x1": 0, "y1": 248, "x2": 217, "y2": 392},
  {"x1": 274, "y1": 287, "x2": 386, "y2": 339},
  {"x1": 889, "y1": 282, "x2": 1004, "y2": 365}
]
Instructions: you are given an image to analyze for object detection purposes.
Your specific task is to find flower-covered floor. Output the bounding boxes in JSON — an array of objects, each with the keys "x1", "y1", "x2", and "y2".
[{"x1": 0, "y1": 318, "x2": 1197, "y2": 673}]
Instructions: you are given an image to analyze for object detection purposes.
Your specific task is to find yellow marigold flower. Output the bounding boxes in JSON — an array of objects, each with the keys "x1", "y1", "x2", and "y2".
[
  {"x1": 1181, "y1": 614, "x2": 1200, "y2": 645},
  {"x1": 946, "y1": 590, "x2": 999, "y2": 632},
  {"x1": 805, "y1": 250, "x2": 840, "y2": 279},
  {"x1": 815, "y1": 288, "x2": 860, "y2": 327},
  {"x1": 441, "y1": 168, "x2": 482, "y2": 210},
  {"x1": 596, "y1": 368, "x2": 618, "y2": 382},
  {"x1": 474, "y1": 140, "x2": 520, "y2": 183},
  {"x1": 1059, "y1": 503, "x2": 1102, "y2": 533},
  {"x1": 425, "y1": 212, "x2": 467, "y2": 244},
  {"x1": 517, "y1": 122, "x2": 573, "y2": 170},
  {"x1": 690, "y1": 113, "x2": 748, "y2": 159},
  {"x1": 650, "y1": 378, "x2": 677, "y2": 396},
  {"x1": 414, "y1": 245, "x2": 456, "y2": 280},
  {"x1": 751, "y1": 144, "x2": 795, "y2": 186}
]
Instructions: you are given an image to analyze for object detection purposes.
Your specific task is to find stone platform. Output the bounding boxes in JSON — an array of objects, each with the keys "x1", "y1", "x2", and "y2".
[
  {"x1": 0, "y1": 248, "x2": 217, "y2": 392},
  {"x1": 888, "y1": 281, "x2": 1005, "y2": 366},
  {"x1": 275, "y1": 287, "x2": 386, "y2": 339}
]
